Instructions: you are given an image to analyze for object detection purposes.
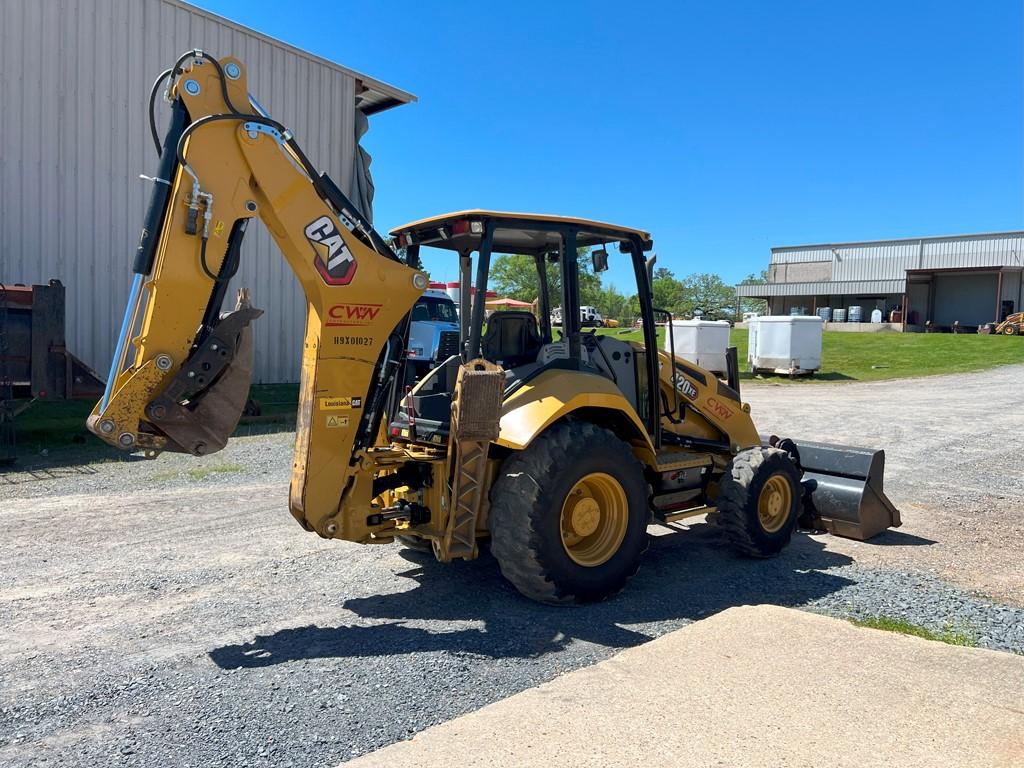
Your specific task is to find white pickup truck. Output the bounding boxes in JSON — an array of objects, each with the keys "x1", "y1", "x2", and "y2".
[{"x1": 550, "y1": 305, "x2": 605, "y2": 327}]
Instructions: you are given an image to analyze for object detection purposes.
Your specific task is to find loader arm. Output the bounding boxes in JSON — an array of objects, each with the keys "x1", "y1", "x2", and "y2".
[{"x1": 88, "y1": 53, "x2": 427, "y2": 535}]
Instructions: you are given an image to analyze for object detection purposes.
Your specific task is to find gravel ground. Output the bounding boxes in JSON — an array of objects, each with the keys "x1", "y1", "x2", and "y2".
[
  {"x1": 743, "y1": 362, "x2": 1024, "y2": 603},
  {"x1": 1, "y1": 364, "x2": 1022, "y2": 767}
]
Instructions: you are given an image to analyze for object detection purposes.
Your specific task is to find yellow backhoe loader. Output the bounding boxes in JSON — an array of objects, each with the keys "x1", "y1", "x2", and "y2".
[{"x1": 89, "y1": 52, "x2": 901, "y2": 604}]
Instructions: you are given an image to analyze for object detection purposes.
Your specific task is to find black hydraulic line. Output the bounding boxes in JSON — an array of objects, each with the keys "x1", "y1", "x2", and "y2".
[
  {"x1": 198, "y1": 220, "x2": 243, "y2": 284},
  {"x1": 148, "y1": 68, "x2": 174, "y2": 156},
  {"x1": 313, "y1": 172, "x2": 400, "y2": 262},
  {"x1": 165, "y1": 49, "x2": 397, "y2": 266},
  {"x1": 356, "y1": 327, "x2": 408, "y2": 452},
  {"x1": 195, "y1": 220, "x2": 248, "y2": 351},
  {"x1": 175, "y1": 113, "x2": 288, "y2": 172},
  {"x1": 133, "y1": 98, "x2": 189, "y2": 276},
  {"x1": 198, "y1": 238, "x2": 214, "y2": 280},
  {"x1": 170, "y1": 50, "x2": 244, "y2": 116}
]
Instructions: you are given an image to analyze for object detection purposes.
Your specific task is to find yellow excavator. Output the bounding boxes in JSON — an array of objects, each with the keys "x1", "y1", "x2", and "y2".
[{"x1": 89, "y1": 52, "x2": 900, "y2": 604}]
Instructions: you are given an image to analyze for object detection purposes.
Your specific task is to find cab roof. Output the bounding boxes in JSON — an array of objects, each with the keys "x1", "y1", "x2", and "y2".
[{"x1": 389, "y1": 210, "x2": 652, "y2": 254}]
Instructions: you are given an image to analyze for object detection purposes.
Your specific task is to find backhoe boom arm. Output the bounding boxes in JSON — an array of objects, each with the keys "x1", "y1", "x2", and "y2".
[{"x1": 89, "y1": 53, "x2": 427, "y2": 539}]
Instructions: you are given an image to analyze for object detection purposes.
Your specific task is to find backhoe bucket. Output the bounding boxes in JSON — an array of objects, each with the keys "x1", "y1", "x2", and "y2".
[
  {"x1": 147, "y1": 291, "x2": 262, "y2": 456},
  {"x1": 770, "y1": 438, "x2": 902, "y2": 541}
]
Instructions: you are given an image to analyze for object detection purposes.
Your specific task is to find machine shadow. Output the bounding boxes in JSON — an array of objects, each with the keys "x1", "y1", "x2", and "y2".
[
  {"x1": 208, "y1": 524, "x2": 855, "y2": 670},
  {"x1": 865, "y1": 530, "x2": 937, "y2": 547}
]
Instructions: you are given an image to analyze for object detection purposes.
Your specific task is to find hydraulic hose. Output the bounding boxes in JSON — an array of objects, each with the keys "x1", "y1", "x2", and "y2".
[
  {"x1": 148, "y1": 68, "x2": 174, "y2": 156},
  {"x1": 175, "y1": 113, "x2": 289, "y2": 185}
]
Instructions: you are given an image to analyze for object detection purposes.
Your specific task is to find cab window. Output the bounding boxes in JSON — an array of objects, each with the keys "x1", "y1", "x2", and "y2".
[{"x1": 414, "y1": 296, "x2": 458, "y2": 323}]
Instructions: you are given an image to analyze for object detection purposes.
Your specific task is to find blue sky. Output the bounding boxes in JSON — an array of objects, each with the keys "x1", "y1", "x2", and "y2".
[{"x1": 194, "y1": 0, "x2": 1023, "y2": 292}]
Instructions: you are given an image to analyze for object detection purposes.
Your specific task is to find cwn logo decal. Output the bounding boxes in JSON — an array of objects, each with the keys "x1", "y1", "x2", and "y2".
[
  {"x1": 325, "y1": 303, "x2": 383, "y2": 327},
  {"x1": 705, "y1": 397, "x2": 733, "y2": 421},
  {"x1": 305, "y1": 215, "x2": 357, "y2": 285}
]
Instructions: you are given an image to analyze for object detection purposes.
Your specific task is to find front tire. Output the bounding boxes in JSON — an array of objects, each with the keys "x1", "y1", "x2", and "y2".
[
  {"x1": 489, "y1": 422, "x2": 650, "y2": 604},
  {"x1": 1004, "y1": 325, "x2": 1018, "y2": 336},
  {"x1": 715, "y1": 447, "x2": 801, "y2": 557}
]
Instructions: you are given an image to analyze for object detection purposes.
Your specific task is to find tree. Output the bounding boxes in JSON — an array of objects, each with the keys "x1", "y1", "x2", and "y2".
[
  {"x1": 680, "y1": 273, "x2": 737, "y2": 320},
  {"x1": 594, "y1": 283, "x2": 633, "y2": 325},
  {"x1": 489, "y1": 254, "x2": 544, "y2": 302},
  {"x1": 651, "y1": 267, "x2": 686, "y2": 314},
  {"x1": 489, "y1": 249, "x2": 602, "y2": 307},
  {"x1": 739, "y1": 270, "x2": 769, "y2": 316}
]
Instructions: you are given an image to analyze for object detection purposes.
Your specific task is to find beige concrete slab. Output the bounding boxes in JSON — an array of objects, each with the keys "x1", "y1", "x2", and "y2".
[{"x1": 344, "y1": 605, "x2": 1024, "y2": 768}]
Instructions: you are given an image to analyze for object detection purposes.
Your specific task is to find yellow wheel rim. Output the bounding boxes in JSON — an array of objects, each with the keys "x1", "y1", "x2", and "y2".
[
  {"x1": 758, "y1": 475, "x2": 793, "y2": 533},
  {"x1": 559, "y1": 472, "x2": 629, "y2": 567}
]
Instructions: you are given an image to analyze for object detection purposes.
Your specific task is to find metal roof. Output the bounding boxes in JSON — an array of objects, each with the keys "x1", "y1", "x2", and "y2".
[
  {"x1": 741, "y1": 231, "x2": 1024, "y2": 299},
  {"x1": 390, "y1": 210, "x2": 652, "y2": 253},
  {"x1": 392, "y1": 210, "x2": 651, "y2": 238},
  {"x1": 174, "y1": 1, "x2": 416, "y2": 114},
  {"x1": 771, "y1": 230, "x2": 1024, "y2": 253},
  {"x1": 735, "y1": 279, "x2": 907, "y2": 298}
]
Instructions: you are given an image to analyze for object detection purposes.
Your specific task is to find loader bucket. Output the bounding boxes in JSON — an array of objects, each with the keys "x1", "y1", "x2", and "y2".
[{"x1": 767, "y1": 438, "x2": 901, "y2": 541}]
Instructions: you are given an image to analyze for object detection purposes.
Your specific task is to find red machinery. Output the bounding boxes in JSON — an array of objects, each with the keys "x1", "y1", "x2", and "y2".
[{"x1": 1, "y1": 280, "x2": 105, "y2": 462}]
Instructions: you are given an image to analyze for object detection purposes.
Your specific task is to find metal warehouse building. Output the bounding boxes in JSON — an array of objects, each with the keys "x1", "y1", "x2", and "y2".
[
  {"x1": 736, "y1": 231, "x2": 1024, "y2": 330},
  {"x1": 0, "y1": 0, "x2": 415, "y2": 383}
]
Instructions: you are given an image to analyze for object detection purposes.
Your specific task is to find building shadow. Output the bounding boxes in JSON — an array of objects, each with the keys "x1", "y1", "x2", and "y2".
[{"x1": 208, "y1": 524, "x2": 855, "y2": 669}]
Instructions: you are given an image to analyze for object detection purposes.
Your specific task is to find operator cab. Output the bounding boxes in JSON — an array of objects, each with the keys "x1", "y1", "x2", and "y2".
[{"x1": 387, "y1": 211, "x2": 656, "y2": 447}]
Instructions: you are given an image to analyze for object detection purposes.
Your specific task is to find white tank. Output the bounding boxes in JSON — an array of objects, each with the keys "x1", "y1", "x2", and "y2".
[
  {"x1": 817, "y1": 307, "x2": 831, "y2": 322},
  {"x1": 849, "y1": 305, "x2": 863, "y2": 322},
  {"x1": 871, "y1": 308, "x2": 883, "y2": 323},
  {"x1": 832, "y1": 308, "x2": 847, "y2": 322},
  {"x1": 664, "y1": 319, "x2": 731, "y2": 374},
  {"x1": 445, "y1": 281, "x2": 460, "y2": 305},
  {"x1": 748, "y1": 315, "x2": 823, "y2": 373}
]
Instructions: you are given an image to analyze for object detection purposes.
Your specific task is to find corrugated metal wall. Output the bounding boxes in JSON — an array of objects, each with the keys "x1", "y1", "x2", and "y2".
[
  {"x1": 0, "y1": 0, "x2": 382, "y2": 383},
  {"x1": 738, "y1": 279, "x2": 906, "y2": 297},
  {"x1": 770, "y1": 232, "x2": 1024, "y2": 283}
]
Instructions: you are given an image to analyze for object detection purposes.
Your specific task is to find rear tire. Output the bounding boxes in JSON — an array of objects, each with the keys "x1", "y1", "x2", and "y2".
[
  {"x1": 715, "y1": 447, "x2": 801, "y2": 557},
  {"x1": 489, "y1": 422, "x2": 650, "y2": 604}
]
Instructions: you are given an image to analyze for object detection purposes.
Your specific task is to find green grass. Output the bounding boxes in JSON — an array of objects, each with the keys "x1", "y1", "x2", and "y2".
[
  {"x1": 245, "y1": 383, "x2": 300, "y2": 418},
  {"x1": 153, "y1": 461, "x2": 246, "y2": 482},
  {"x1": 849, "y1": 615, "x2": 978, "y2": 647},
  {"x1": 6, "y1": 329, "x2": 1021, "y2": 460},
  {"x1": 597, "y1": 326, "x2": 1024, "y2": 382},
  {"x1": 6, "y1": 383, "x2": 300, "y2": 457}
]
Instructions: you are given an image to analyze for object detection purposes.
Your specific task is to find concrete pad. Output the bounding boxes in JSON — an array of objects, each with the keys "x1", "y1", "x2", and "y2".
[{"x1": 345, "y1": 606, "x2": 1024, "y2": 768}]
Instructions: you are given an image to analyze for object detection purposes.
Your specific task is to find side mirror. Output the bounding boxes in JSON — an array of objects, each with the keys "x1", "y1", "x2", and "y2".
[{"x1": 591, "y1": 249, "x2": 609, "y2": 273}]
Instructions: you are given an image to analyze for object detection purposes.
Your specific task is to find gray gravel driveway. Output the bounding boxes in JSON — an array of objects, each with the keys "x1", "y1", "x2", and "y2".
[{"x1": 1, "y1": 364, "x2": 1022, "y2": 767}]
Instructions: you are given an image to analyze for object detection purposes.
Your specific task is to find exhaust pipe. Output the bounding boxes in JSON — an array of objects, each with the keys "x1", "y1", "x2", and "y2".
[{"x1": 767, "y1": 437, "x2": 901, "y2": 541}]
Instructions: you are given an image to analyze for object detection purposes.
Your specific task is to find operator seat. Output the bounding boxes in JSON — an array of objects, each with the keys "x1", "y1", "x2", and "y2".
[{"x1": 481, "y1": 311, "x2": 542, "y2": 368}]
